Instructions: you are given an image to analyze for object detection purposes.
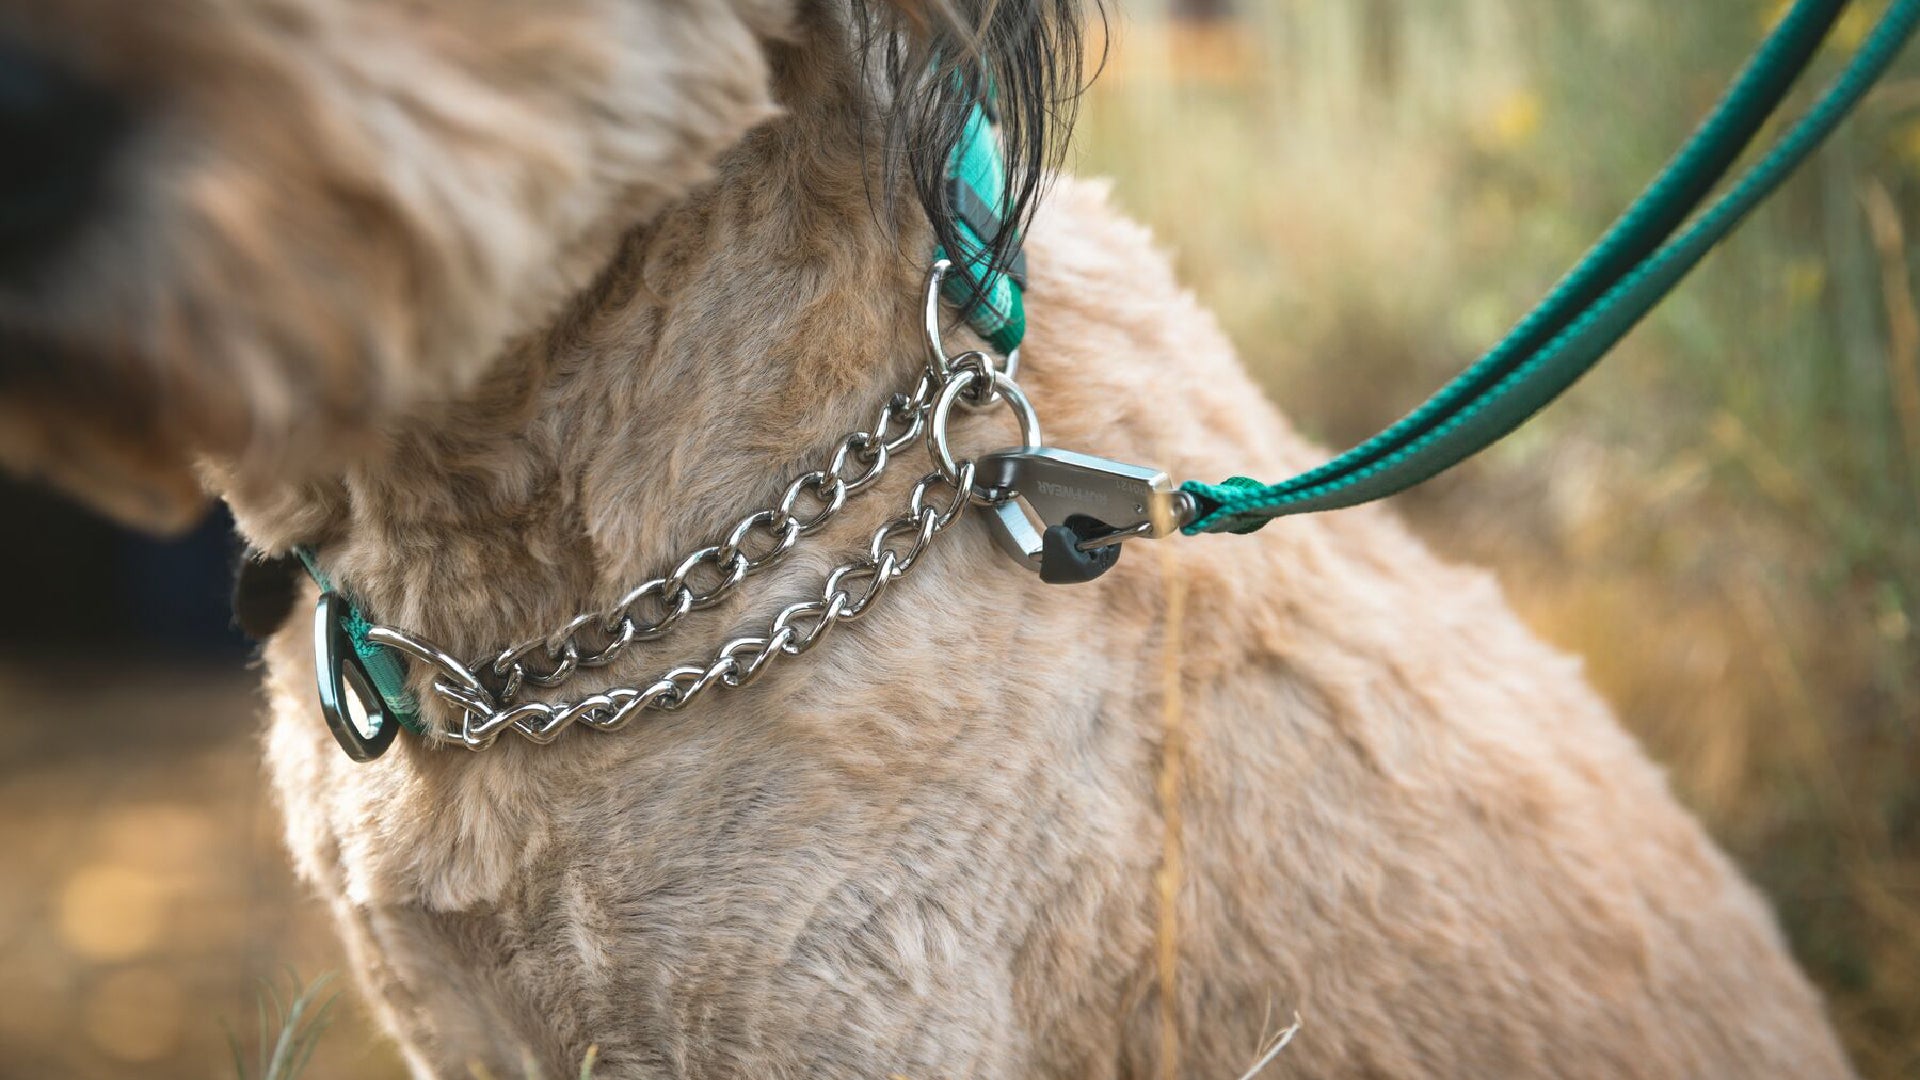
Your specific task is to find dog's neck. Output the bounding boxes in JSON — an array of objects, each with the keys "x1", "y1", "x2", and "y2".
[{"x1": 225, "y1": 32, "x2": 941, "y2": 665}]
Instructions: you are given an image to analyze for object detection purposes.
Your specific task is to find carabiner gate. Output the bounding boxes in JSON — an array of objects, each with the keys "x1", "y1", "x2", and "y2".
[{"x1": 974, "y1": 446, "x2": 1195, "y2": 584}]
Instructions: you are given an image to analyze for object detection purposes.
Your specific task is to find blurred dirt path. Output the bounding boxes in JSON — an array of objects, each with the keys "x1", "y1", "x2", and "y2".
[{"x1": 0, "y1": 661, "x2": 406, "y2": 1080}]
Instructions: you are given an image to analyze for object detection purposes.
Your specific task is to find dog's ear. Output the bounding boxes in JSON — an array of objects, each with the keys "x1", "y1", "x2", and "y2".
[
  {"x1": 0, "y1": 331, "x2": 212, "y2": 534},
  {"x1": 855, "y1": 0, "x2": 1103, "y2": 287},
  {"x1": 0, "y1": 406, "x2": 208, "y2": 534}
]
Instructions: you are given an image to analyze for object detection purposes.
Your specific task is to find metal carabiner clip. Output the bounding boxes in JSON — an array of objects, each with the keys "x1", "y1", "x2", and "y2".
[
  {"x1": 973, "y1": 447, "x2": 1196, "y2": 584},
  {"x1": 314, "y1": 591, "x2": 400, "y2": 762}
]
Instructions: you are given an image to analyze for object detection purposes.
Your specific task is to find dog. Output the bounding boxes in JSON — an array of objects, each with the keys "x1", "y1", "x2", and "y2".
[{"x1": 0, "y1": 0, "x2": 1860, "y2": 1076}]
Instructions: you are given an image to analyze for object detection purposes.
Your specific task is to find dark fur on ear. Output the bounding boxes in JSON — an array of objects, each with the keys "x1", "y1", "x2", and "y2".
[{"x1": 854, "y1": 0, "x2": 1104, "y2": 311}]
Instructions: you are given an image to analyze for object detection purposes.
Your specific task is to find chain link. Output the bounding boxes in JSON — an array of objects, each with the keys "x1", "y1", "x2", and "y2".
[
  {"x1": 480, "y1": 368, "x2": 935, "y2": 698},
  {"x1": 375, "y1": 462, "x2": 976, "y2": 750},
  {"x1": 363, "y1": 261, "x2": 1021, "y2": 750}
]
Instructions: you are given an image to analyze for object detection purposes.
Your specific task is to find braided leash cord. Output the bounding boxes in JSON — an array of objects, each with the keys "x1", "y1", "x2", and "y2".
[{"x1": 1186, "y1": 0, "x2": 1920, "y2": 533}]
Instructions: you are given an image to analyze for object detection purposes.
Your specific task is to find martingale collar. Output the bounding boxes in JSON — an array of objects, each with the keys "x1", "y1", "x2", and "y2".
[
  {"x1": 277, "y1": 0, "x2": 1920, "y2": 763},
  {"x1": 293, "y1": 93, "x2": 1034, "y2": 760}
]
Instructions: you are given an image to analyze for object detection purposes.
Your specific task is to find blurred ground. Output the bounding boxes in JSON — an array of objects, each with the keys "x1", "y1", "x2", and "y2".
[
  {"x1": 3, "y1": 2, "x2": 1920, "y2": 1078},
  {"x1": 0, "y1": 663, "x2": 407, "y2": 1079}
]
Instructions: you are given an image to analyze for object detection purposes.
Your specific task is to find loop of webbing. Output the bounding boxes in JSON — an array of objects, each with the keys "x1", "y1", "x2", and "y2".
[
  {"x1": 938, "y1": 96, "x2": 1027, "y2": 355},
  {"x1": 293, "y1": 547, "x2": 425, "y2": 736}
]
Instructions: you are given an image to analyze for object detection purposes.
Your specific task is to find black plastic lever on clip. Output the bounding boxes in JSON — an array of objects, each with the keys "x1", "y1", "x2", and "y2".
[
  {"x1": 1038, "y1": 516, "x2": 1125, "y2": 584},
  {"x1": 974, "y1": 447, "x2": 1193, "y2": 585}
]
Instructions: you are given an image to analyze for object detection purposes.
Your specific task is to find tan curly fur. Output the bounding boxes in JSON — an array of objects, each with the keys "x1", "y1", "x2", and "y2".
[{"x1": 0, "y1": 0, "x2": 1857, "y2": 1076}]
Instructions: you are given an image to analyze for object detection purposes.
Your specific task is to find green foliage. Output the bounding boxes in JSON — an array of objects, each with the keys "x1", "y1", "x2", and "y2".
[
  {"x1": 222, "y1": 968, "x2": 604, "y2": 1080},
  {"x1": 227, "y1": 971, "x2": 339, "y2": 1080}
]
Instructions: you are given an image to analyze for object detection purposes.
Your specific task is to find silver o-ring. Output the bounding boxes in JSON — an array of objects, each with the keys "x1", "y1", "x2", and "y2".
[{"x1": 929, "y1": 368, "x2": 1041, "y2": 487}]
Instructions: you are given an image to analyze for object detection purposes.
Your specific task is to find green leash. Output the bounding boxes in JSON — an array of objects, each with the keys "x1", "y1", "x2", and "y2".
[
  {"x1": 291, "y1": 6, "x2": 1918, "y2": 755},
  {"x1": 1184, "y1": 0, "x2": 1920, "y2": 534}
]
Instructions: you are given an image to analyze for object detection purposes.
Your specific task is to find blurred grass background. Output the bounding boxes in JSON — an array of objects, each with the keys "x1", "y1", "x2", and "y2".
[
  {"x1": 3, "y1": 1, "x2": 1920, "y2": 1076},
  {"x1": 1078, "y1": 0, "x2": 1920, "y2": 1074}
]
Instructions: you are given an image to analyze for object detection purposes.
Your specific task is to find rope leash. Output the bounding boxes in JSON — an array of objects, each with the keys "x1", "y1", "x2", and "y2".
[{"x1": 1183, "y1": 0, "x2": 1920, "y2": 533}]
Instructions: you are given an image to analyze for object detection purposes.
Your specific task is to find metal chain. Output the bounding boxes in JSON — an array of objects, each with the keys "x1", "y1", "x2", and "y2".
[
  {"x1": 360, "y1": 261, "x2": 1022, "y2": 750},
  {"x1": 478, "y1": 375, "x2": 933, "y2": 701},
  {"x1": 367, "y1": 462, "x2": 976, "y2": 750}
]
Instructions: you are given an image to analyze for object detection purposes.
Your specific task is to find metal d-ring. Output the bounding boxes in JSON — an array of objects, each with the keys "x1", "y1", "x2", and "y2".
[
  {"x1": 921, "y1": 260, "x2": 1019, "y2": 406},
  {"x1": 929, "y1": 366, "x2": 1040, "y2": 488},
  {"x1": 922, "y1": 259, "x2": 955, "y2": 383},
  {"x1": 314, "y1": 591, "x2": 400, "y2": 762}
]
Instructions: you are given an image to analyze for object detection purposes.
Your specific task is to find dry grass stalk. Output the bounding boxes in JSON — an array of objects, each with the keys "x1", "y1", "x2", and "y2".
[
  {"x1": 1859, "y1": 178, "x2": 1920, "y2": 513},
  {"x1": 1155, "y1": 542, "x2": 1189, "y2": 1080},
  {"x1": 1234, "y1": 1011, "x2": 1303, "y2": 1080}
]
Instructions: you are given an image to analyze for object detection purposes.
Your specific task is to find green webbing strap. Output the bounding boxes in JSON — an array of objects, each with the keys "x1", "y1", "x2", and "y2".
[
  {"x1": 939, "y1": 97, "x2": 1027, "y2": 355},
  {"x1": 1186, "y1": 0, "x2": 1918, "y2": 534},
  {"x1": 293, "y1": 547, "x2": 426, "y2": 735}
]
